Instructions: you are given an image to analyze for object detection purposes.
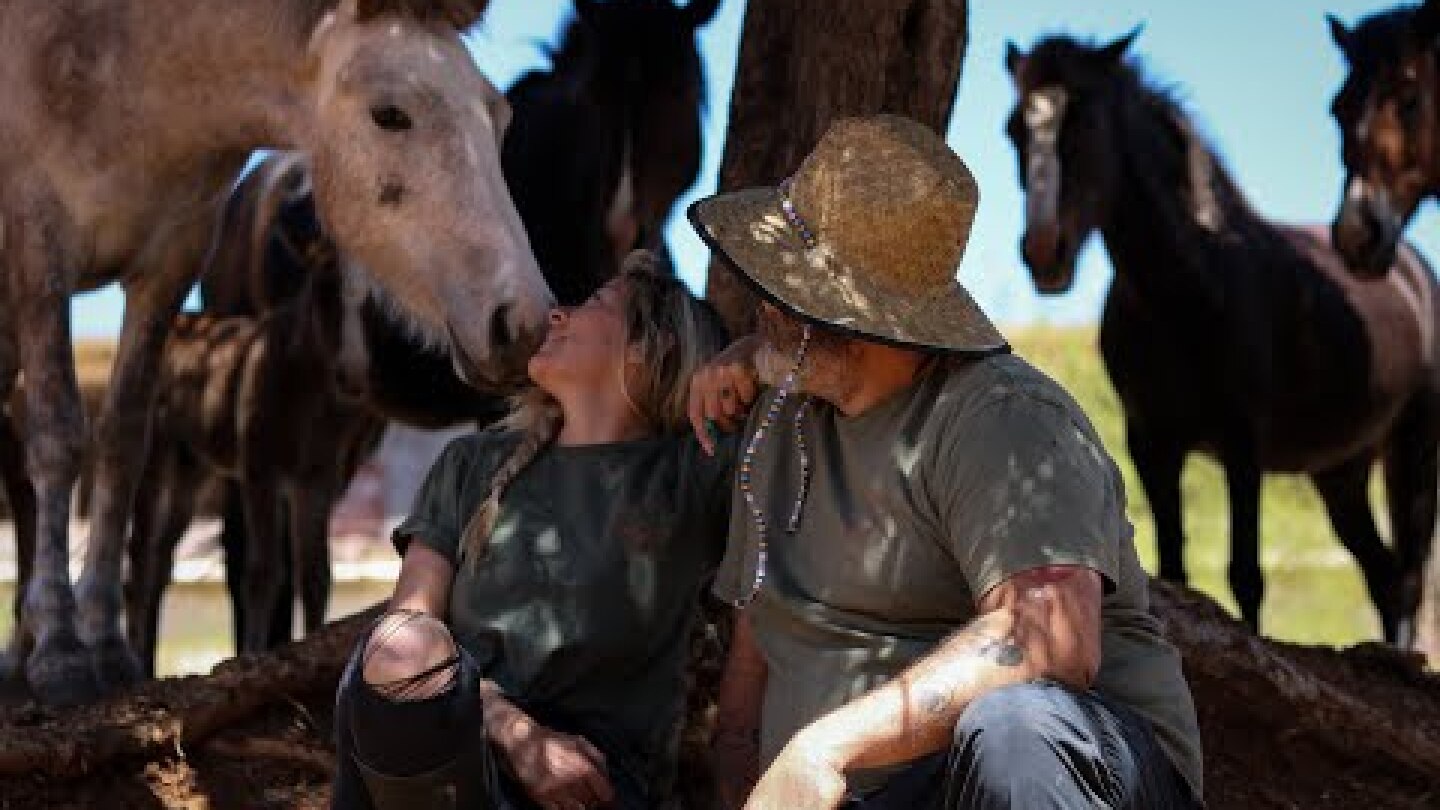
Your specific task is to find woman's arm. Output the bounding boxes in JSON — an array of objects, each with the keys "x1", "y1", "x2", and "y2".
[
  {"x1": 394, "y1": 540, "x2": 616, "y2": 807},
  {"x1": 712, "y1": 610, "x2": 769, "y2": 810},
  {"x1": 389, "y1": 541, "x2": 454, "y2": 617}
]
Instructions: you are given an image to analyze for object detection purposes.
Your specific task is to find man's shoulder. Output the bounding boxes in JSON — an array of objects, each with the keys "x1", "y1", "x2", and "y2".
[{"x1": 932, "y1": 351, "x2": 1079, "y2": 420}]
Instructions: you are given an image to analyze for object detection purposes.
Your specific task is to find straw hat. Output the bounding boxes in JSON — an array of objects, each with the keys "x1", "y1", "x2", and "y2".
[{"x1": 689, "y1": 114, "x2": 1007, "y2": 354}]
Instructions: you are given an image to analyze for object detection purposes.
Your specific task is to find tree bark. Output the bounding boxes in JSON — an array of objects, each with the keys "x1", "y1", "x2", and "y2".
[
  {"x1": 704, "y1": 0, "x2": 970, "y2": 335},
  {"x1": 0, "y1": 605, "x2": 378, "y2": 777}
]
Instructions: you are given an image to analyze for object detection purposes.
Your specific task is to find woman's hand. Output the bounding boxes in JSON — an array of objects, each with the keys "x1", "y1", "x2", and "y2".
[
  {"x1": 483, "y1": 686, "x2": 616, "y2": 810},
  {"x1": 689, "y1": 334, "x2": 763, "y2": 455}
]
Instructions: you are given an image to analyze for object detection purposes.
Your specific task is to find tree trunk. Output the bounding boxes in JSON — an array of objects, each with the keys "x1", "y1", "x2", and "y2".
[
  {"x1": 1420, "y1": 555, "x2": 1439, "y2": 659},
  {"x1": 704, "y1": 0, "x2": 970, "y2": 335}
]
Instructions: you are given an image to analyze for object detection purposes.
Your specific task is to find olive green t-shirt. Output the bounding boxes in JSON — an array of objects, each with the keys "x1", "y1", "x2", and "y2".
[
  {"x1": 714, "y1": 353, "x2": 1203, "y2": 800},
  {"x1": 395, "y1": 428, "x2": 736, "y2": 802}
]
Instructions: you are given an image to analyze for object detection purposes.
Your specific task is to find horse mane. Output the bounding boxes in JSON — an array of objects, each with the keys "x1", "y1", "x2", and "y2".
[{"x1": 1034, "y1": 36, "x2": 1259, "y2": 239}]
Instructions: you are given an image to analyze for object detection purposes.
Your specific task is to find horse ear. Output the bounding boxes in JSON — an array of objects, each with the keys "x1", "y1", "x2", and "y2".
[
  {"x1": 575, "y1": 0, "x2": 600, "y2": 25},
  {"x1": 1327, "y1": 14, "x2": 1353, "y2": 59},
  {"x1": 681, "y1": 0, "x2": 721, "y2": 29},
  {"x1": 1414, "y1": 0, "x2": 1440, "y2": 43},
  {"x1": 1005, "y1": 41, "x2": 1026, "y2": 78},
  {"x1": 1098, "y1": 24, "x2": 1143, "y2": 63}
]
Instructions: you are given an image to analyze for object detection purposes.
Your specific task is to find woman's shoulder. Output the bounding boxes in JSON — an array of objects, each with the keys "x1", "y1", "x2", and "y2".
[{"x1": 435, "y1": 426, "x2": 524, "y2": 478}]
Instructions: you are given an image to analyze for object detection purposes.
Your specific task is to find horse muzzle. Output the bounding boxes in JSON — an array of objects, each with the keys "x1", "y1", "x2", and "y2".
[
  {"x1": 1334, "y1": 180, "x2": 1402, "y2": 278},
  {"x1": 1021, "y1": 227, "x2": 1077, "y2": 294}
]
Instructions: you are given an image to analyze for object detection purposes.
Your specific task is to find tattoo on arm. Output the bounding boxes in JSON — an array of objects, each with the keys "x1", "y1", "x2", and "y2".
[{"x1": 914, "y1": 631, "x2": 1025, "y2": 720}]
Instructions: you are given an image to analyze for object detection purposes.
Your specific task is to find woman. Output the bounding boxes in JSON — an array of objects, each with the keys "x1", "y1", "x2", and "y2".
[{"x1": 332, "y1": 251, "x2": 734, "y2": 810}]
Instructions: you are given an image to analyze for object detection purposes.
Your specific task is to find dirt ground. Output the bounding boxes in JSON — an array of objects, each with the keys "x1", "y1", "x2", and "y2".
[{"x1": 1, "y1": 584, "x2": 1438, "y2": 809}]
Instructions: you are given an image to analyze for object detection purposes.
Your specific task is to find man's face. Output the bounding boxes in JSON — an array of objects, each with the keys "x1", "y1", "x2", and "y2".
[{"x1": 755, "y1": 303, "x2": 859, "y2": 403}]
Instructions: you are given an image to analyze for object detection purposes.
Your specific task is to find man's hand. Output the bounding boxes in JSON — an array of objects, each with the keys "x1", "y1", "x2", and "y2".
[
  {"x1": 741, "y1": 734, "x2": 847, "y2": 810},
  {"x1": 483, "y1": 687, "x2": 615, "y2": 810},
  {"x1": 688, "y1": 335, "x2": 763, "y2": 454}
]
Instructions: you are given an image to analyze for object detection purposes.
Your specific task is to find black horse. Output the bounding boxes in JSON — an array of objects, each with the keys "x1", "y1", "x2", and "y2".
[
  {"x1": 502, "y1": 0, "x2": 719, "y2": 304},
  {"x1": 1329, "y1": 1, "x2": 1440, "y2": 277},
  {"x1": 1005, "y1": 32, "x2": 1440, "y2": 645}
]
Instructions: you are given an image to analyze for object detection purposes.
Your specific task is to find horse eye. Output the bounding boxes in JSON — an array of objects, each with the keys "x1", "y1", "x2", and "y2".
[{"x1": 370, "y1": 104, "x2": 413, "y2": 132}]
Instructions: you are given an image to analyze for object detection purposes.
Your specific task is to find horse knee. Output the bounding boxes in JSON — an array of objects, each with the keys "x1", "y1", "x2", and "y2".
[{"x1": 361, "y1": 612, "x2": 458, "y2": 701}]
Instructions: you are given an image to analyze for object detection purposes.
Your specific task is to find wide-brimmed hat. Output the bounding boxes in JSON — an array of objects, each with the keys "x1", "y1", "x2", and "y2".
[{"x1": 689, "y1": 115, "x2": 1006, "y2": 354}]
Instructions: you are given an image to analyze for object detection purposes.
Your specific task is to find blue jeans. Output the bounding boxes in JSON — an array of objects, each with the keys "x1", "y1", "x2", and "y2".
[{"x1": 849, "y1": 681, "x2": 1199, "y2": 810}]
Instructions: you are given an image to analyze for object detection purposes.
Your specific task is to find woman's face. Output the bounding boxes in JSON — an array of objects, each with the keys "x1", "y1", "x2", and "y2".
[{"x1": 527, "y1": 279, "x2": 631, "y2": 392}]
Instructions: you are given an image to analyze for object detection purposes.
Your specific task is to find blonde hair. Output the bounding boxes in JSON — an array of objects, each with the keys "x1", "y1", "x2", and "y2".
[{"x1": 459, "y1": 250, "x2": 727, "y2": 567}]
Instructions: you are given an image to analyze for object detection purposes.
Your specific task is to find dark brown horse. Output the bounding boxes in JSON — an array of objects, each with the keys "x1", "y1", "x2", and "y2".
[
  {"x1": 196, "y1": 154, "x2": 502, "y2": 654},
  {"x1": 1330, "y1": 0, "x2": 1440, "y2": 277},
  {"x1": 1006, "y1": 32, "x2": 1440, "y2": 645},
  {"x1": 127, "y1": 257, "x2": 380, "y2": 671},
  {"x1": 502, "y1": 0, "x2": 719, "y2": 304}
]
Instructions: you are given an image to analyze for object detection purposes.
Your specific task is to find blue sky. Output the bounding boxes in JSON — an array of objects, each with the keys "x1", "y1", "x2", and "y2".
[{"x1": 71, "y1": 0, "x2": 1440, "y2": 337}]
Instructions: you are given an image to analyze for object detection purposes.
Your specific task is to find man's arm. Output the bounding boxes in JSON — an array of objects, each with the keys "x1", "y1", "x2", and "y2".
[
  {"x1": 711, "y1": 610, "x2": 769, "y2": 809},
  {"x1": 742, "y1": 564, "x2": 1103, "y2": 809}
]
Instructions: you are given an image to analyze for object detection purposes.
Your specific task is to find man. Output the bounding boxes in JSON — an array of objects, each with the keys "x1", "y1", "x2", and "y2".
[{"x1": 685, "y1": 115, "x2": 1202, "y2": 809}]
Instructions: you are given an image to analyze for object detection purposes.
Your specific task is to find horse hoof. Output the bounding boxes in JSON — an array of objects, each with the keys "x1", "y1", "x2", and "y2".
[
  {"x1": 89, "y1": 635, "x2": 144, "y2": 691},
  {"x1": 26, "y1": 634, "x2": 103, "y2": 706}
]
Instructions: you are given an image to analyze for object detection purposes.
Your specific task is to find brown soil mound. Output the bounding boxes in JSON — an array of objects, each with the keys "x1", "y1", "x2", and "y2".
[{"x1": 1, "y1": 584, "x2": 1438, "y2": 809}]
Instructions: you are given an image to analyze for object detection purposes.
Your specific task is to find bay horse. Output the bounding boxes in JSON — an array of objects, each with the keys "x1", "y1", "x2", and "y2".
[
  {"x1": 1005, "y1": 32, "x2": 1440, "y2": 645},
  {"x1": 196, "y1": 153, "x2": 502, "y2": 654},
  {"x1": 0, "y1": 0, "x2": 554, "y2": 705},
  {"x1": 502, "y1": 0, "x2": 720, "y2": 304},
  {"x1": 1329, "y1": 0, "x2": 1440, "y2": 277},
  {"x1": 127, "y1": 240, "x2": 380, "y2": 671}
]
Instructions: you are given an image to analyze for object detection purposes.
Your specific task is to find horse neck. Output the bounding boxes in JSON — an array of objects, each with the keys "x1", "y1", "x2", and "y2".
[
  {"x1": 356, "y1": 300, "x2": 501, "y2": 425},
  {"x1": 271, "y1": 262, "x2": 345, "y2": 371},
  {"x1": 1098, "y1": 91, "x2": 1256, "y2": 301}
]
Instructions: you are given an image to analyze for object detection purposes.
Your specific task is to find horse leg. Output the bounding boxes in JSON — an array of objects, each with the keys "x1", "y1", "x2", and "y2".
[
  {"x1": 288, "y1": 478, "x2": 335, "y2": 637},
  {"x1": 239, "y1": 471, "x2": 285, "y2": 653},
  {"x1": 0, "y1": 404, "x2": 35, "y2": 684},
  {"x1": 9, "y1": 193, "x2": 97, "y2": 704},
  {"x1": 1312, "y1": 453, "x2": 1401, "y2": 642},
  {"x1": 128, "y1": 448, "x2": 200, "y2": 678},
  {"x1": 123, "y1": 444, "x2": 160, "y2": 676},
  {"x1": 1382, "y1": 394, "x2": 1439, "y2": 650},
  {"x1": 270, "y1": 509, "x2": 297, "y2": 648},
  {"x1": 75, "y1": 215, "x2": 213, "y2": 691},
  {"x1": 1127, "y1": 425, "x2": 1188, "y2": 583},
  {"x1": 1222, "y1": 445, "x2": 1265, "y2": 632}
]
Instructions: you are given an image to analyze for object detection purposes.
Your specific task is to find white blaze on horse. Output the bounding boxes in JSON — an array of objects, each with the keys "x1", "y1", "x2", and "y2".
[{"x1": 0, "y1": 0, "x2": 552, "y2": 704}]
